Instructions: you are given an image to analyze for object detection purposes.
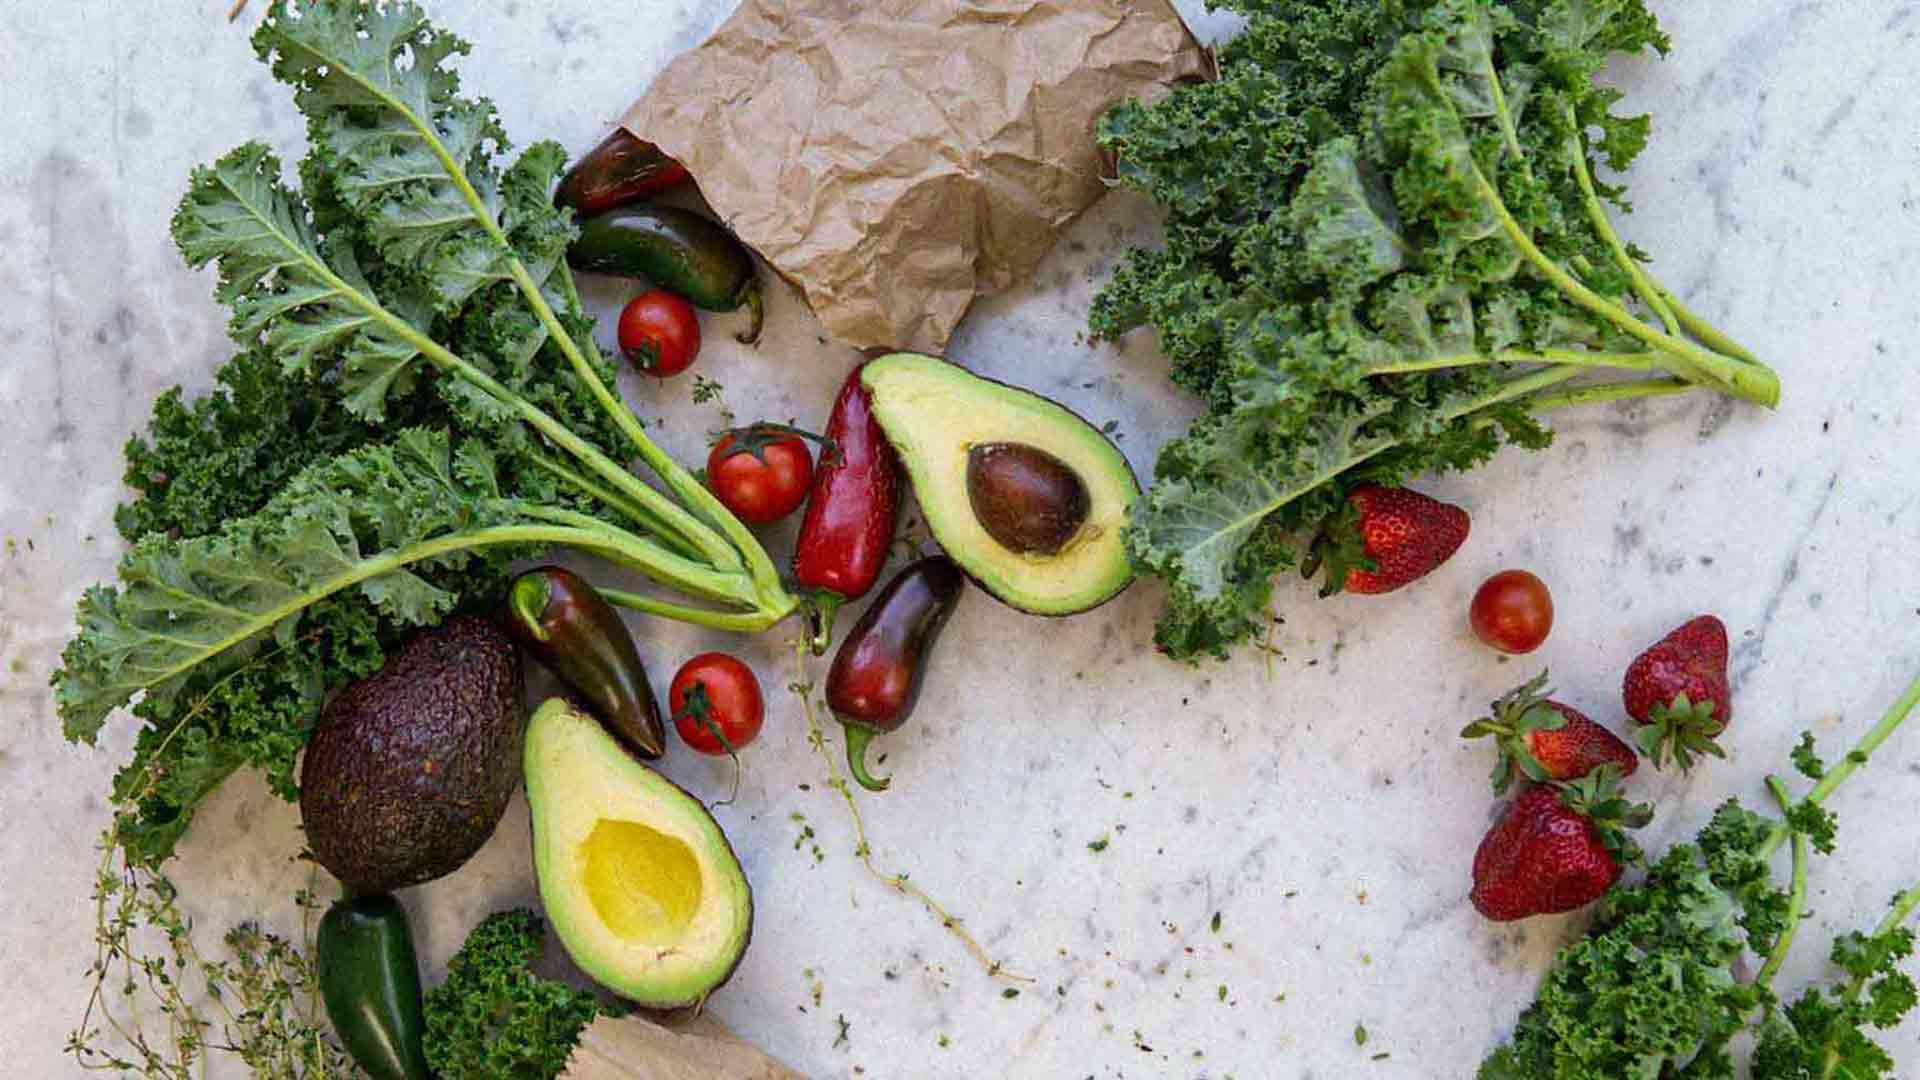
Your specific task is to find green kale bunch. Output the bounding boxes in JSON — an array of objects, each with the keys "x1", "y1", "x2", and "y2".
[
  {"x1": 1482, "y1": 677, "x2": 1920, "y2": 1078},
  {"x1": 1093, "y1": 0, "x2": 1780, "y2": 660},
  {"x1": 56, "y1": 0, "x2": 798, "y2": 865},
  {"x1": 423, "y1": 909, "x2": 614, "y2": 1080}
]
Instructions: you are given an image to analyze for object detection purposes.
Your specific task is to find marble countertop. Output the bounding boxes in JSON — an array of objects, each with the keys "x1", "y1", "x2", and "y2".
[{"x1": 4, "y1": 1, "x2": 1919, "y2": 1076}]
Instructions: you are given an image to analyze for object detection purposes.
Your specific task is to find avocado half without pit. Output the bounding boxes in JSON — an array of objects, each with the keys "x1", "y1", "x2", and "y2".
[
  {"x1": 526, "y1": 699, "x2": 752, "y2": 1009},
  {"x1": 860, "y1": 353, "x2": 1139, "y2": 615}
]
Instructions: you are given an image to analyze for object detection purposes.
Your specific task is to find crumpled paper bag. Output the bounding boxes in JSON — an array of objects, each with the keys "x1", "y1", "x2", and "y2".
[
  {"x1": 621, "y1": 0, "x2": 1208, "y2": 353},
  {"x1": 563, "y1": 1013, "x2": 802, "y2": 1080}
]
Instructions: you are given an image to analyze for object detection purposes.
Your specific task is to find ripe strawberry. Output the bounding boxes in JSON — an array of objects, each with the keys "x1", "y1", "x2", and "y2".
[
  {"x1": 1622, "y1": 615, "x2": 1733, "y2": 771},
  {"x1": 1461, "y1": 672, "x2": 1638, "y2": 794},
  {"x1": 1307, "y1": 484, "x2": 1470, "y2": 596},
  {"x1": 1469, "y1": 768, "x2": 1651, "y2": 922}
]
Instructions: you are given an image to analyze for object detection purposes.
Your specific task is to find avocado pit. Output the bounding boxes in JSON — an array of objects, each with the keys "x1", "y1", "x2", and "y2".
[{"x1": 966, "y1": 442, "x2": 1090, "y2": 556}]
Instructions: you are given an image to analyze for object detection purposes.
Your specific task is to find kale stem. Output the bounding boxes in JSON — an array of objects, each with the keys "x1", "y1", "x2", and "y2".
[
  {"x1": 279, "y1": 243, "x2": 738, "y2": 574},
  {"x1": 521, "y1": 450, "x2": 705, "y2": 562},
  {"x1": 1886, "y1": 882, "x2": 1920, "y2": 935},
  {"x1": 548, "y1": 257, "x2": 790, "y2": 603},
  {"x1": 1756, "y1": 776, "x2": 1809, "y2": 992},
  {"x1": 118, "y1": 524, "x2": 695, "y2": 697},
  {"x1": 1468, "y1": 364, "x2": 1590, "y2": 410},
  {"x1": 1566, "y1": 108, "x2": 1680, "y2": 336},
  {"x1": 1763, "y1": 670, "x2": 1920, "y2": 857},
  {"x1": 325, "y1": 34, "x2": 791, "y2": 602},
  {"x1": 511, "y1": 506, "x2": 759, "y2": 606},
  {"x1": 1369, "y1": 347, "x2": 1662, "y2": 376},
  {"x1": 599, "y1": 587, "x2": 795, "y2": 633},
  {"x1": 1471, "y1": 168, "x2": 1780, "y2": 407},
  {"x1": 1485, "y1": 55, "x2": 1532, "y2": 181},
  {"x1": 1523, "y1": 377, "x2": 1696, "y2": 412},
  {"x1": 1651, "y1": 283, "x2": 1764, "y2": 367}
]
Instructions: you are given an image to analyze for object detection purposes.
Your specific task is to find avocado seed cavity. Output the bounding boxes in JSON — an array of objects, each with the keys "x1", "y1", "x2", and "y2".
[{"x1": 581, "y1": 818, "x2": 703, "y2": 945}]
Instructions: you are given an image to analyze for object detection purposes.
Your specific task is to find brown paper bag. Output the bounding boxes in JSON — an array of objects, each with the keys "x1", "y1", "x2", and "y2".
[
  {"x1": 621, "y1": 0, "x2": 1208, "y2": 353},
  {"x1": 563, "y1": 1013, "x2": 803, "y2": 1079}
]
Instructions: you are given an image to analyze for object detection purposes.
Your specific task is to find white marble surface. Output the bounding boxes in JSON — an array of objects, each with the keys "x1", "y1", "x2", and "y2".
[{"x1": 4, "y1": 1, "x2": 1920, "y2": 1076}]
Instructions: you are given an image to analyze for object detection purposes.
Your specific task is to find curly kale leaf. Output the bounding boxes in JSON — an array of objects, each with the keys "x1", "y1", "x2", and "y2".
[
  {"x1": 1482, "y1": 680, "x2": 1920, "y2": 1078},
  {"x1": 1480, "y1": 803, "x2": 1788, "y2": 1079},
  {"x1": 1483, "y1": 809, "x2": 1917, "y2": 1080},
  {"x1": 1752, "y1": 897, "x2": 1919, "y2": 1080},
  {"x1": 115, "y1": 346, "x2": 431, "y2": 544},
  {"x1": 1095, "y1": 0, "x2": 1775, "y2": 659},
  {"x1": 424, "y1": 910, "x2": 615, "y2": 1080},
  {"x1": 65, "y1": 430, "x2": 554, "y2": 861},
  {"x1": 58, "y1": 1, "x2": 771, "y2": 865}
]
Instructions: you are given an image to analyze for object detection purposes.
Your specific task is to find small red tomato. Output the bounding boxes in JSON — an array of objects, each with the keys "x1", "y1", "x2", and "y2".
[
  {"x1": 707, "y1": 426, "x2": 816, "y2": 525},
  {"x1": 617, "y1": 289, "x2": 700, "y2": 377},
  {"x1": 1471, "y1": 570, "x2": 1555, "y2": 654},
  {"x1": 670, "y1": 652, "x2": 764, "y2": 756}
]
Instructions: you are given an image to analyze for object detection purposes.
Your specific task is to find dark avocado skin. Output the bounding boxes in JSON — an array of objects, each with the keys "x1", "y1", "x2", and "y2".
[
  {"x1": 568, "y1": 205, "x2": 753, "y2": 311},
  {"x1": 300, "y1": 615, "x2": 524, "y2": 894},
  {"x1": 316, "y1": 894, "x2": 429, "y2": 1080}
]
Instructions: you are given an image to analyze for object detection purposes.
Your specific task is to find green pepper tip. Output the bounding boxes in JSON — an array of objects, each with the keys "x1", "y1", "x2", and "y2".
[
  {"x1": 843, "y1": 723, "x2": 890, "y2": 793},
  {"x1": 508, "y1": 571, "x2": 555, "y2": 643},
  {"x1": 734, "y1": 278, "x2": 765, "y2": 346},
  {"x1": 807, "y1": 592, "x2": 842, "y2": 656}
]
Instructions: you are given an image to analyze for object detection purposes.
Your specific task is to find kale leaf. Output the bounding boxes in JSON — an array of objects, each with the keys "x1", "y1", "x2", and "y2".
[
  {"x1": 423, "y1": 909, "x2": 615, "y2": 1080},
  {"x1": 1482, "y1": 686, "x2": 1920, "y2": 1078},
  {"x1": 1095, "y1": 0, "x2": 1779, "y2": 659},
  {"x1": 57, "y1": 0, "x2": 795, "y2": 865}
]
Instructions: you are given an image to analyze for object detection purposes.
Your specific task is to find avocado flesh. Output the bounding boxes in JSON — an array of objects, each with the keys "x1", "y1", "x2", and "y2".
[
  {"x1": 526, "y1": 699, "x2": 752, "y2": 1008},
  {"x1": 861, "y1": 353, "x2": 1138, "y2": 615}
]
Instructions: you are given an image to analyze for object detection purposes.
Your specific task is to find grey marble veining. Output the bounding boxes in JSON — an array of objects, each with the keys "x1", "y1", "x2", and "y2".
[{"x1": 3, "y1": 1, "x2": 1919, "y2": 1076}]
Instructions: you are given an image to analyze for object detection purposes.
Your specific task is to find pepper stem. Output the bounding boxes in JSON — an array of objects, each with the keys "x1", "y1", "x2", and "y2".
[
  {"x1": 734, "y1": 279, "x2": 765, "y2": 345},
  {"x1": 843, "y1": 724, "x2": 891, "y2": 792},
  {"x1": 807, "y1": 592, "x2": 843, "y2": 656},
  {"x1": 507, "y1": 571, "x2": 554, "y2": 643}
]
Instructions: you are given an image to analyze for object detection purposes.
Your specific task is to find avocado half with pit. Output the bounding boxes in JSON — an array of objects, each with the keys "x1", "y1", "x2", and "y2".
[
  {"x1": 526, "y1": 698, "x2": 752, "y2": 1009},
  {"x1": 861, "y1": 353, "x2": 1138, "y2": 615}
]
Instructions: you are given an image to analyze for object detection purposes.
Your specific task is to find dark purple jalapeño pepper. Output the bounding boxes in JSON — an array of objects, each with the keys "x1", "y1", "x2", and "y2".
[
  {"x1": 506, "y1": 566, "x2": 666, "y2": 759},
  {"x1": 825, "y1": 556, "x2": 965, "y2": 792},
  {"x1": 554, "y1": 127, "x2": 691, "y2": 216}
]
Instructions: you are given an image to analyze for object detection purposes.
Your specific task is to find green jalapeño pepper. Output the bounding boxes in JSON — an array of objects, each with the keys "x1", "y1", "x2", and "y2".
[
  {"x1": 567, "y1": 205, "x2": 765, "y2": 345},
  {"x1": 316, "y1": 893, "x2": 429, "y2": 1080},
  {"x1": 507, "y1": 565, "x2": 667, "y2": 759},
  {"x1": 825, "y1": 556, "x2": 965, "y2": 792}
]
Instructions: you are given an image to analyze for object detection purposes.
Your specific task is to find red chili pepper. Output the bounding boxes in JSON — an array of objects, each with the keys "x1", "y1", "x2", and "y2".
[
  {"x1": 554, "y1": 128, "x2": 691, "y2": 217},
  {"x1": 793, "y1": 362, "x2": 901, "y2": 654}
]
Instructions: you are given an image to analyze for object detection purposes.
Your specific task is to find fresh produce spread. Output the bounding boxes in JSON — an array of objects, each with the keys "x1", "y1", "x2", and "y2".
[{"x1": 45, "y1": 0, "x2": 1917, "y2": 1077}]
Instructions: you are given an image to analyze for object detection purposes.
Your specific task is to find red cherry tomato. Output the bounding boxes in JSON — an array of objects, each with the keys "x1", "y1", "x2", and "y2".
[
  {"x1": 669, "y1": 652, "x2": 764, "y2": 756},
  {"x1": 1470, "y1": 570, "x2": 1555, "y2": 655},
  {"x1": 706, "y1": 426, "x2": 815, "y2": 525},
  {"x1": 616, "y1": 289, "x2": 700, "y2": 377}
]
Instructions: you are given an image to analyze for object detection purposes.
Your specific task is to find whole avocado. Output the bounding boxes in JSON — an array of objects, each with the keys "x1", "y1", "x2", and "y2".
[{"x1": 301, "y1": 615, "x2": 524, "y2": 894}]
